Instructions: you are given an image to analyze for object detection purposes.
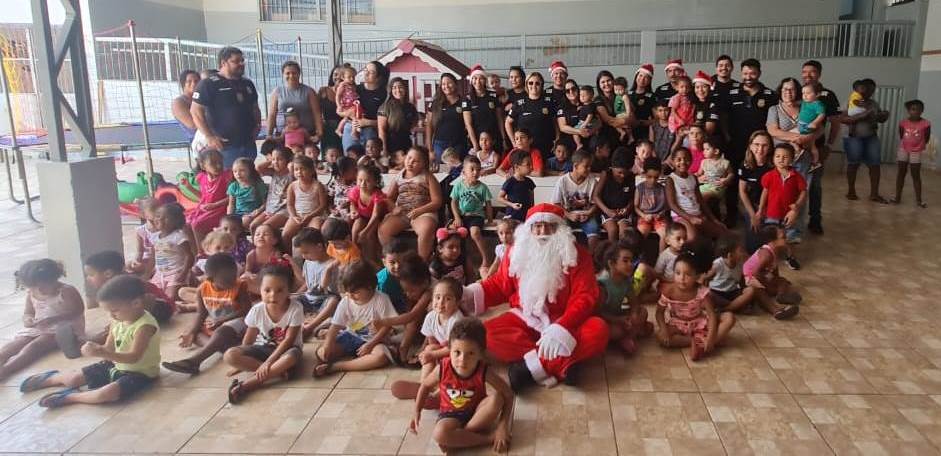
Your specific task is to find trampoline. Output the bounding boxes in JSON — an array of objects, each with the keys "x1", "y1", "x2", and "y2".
[{"x1": 0, "y1": 120, "x2": 194, "y2": 151}]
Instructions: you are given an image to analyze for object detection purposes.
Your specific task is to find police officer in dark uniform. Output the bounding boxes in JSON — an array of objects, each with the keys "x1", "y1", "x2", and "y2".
[
  {"x1": 712, "y1": 54, "x2": 740, "y2": 145},
  {"x1": 555, "y1": 79, "x2": 584, "y2": 152},
  {"x1": 543, "y1": 60, "x2": 568, "y2": 113},
  {"x1": 629, "y1": 63, "x2": 657, "y2": 142},
  {"x1": 801, "y1": 60, "x2": 841, "y2": 234},
  {"x1": 426, "y1": 73, "x2": 467, "y2": 162},
  {"x1": 654, "y1": 58, "x2": 685, "y2": 102},
  {"x1": 462, "y1": 65, "x2": 505, "y2": 153},
  {"x1": 724, "y1": 58, "x2": 778, "y2": 224},
  {"x1": 191, "y1": 46, "x2": 261, "y2": 168},
  {"x1": 505, "y1": 72, "x2": 558, "y2": 161},
  {"x1": 691, "y1": 70, "x2": 721, "y2": 138}
]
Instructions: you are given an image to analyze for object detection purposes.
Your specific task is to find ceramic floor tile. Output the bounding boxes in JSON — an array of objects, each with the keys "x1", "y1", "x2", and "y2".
[
  {"x1": 839, "y1": 348, "x2": 941, "y2": 395},
  {"x1": 0, "y1": 387, "x2": 38, "y2": 423},
  {"x1": 609, "y1": 392, "x2": 725, "y2": 456},
  {"x1": 334, "y1": 366, "x2": 421, "y2": 390},
  {"x1": 761, "y1": 347, "x2": 875, "y2": 394},
  {"x1": 508, "y1": 387, "x2": 616, "y2": 455},
  {"x1": 290, "y1": 388, "x2": 411, "y2": 454},
  {"x1": 686, "y1": 329, "x2": 787, "y2": 393},
  {"x1": 181, "y1": 388, "x2": 328, "y2": 454},
  {"x1": 0, "y1": 400, "x2": 123, "y2": 453},
  {"x1": 796, "y1": 394, "x2": 940, "y2": 455},
  {"x1": 739, "y1": 316, "x2": 831, "y2": 349},
  {"x1": 70, "y1": 387, "x2": 226, "y2": 453},
  {"x1": 605, "y1": 343, "x2": 697, "y2": 392},
  {"x1": 700, "y1": 393, "x2": 831, "y2": 455}
]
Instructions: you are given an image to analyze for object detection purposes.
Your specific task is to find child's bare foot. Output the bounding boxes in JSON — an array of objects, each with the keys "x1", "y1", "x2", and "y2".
[
  {"x1": 312, "y1": 363, "x2": 332, "y2": 378},
  {"x1": 334, "y1": 127, "x2": 343, "y2": 137}
]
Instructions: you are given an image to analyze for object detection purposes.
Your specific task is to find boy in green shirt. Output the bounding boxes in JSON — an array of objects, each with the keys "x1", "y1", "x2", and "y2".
[
  {"x1": 450, "y1": 155, "x2": 493, "y2": 274},
  {"x1": 20, "y1": 275, "x2": 161, "y2": 408}
]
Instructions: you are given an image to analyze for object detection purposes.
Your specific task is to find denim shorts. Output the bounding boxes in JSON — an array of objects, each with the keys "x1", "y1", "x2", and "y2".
[
  {"x1": 569, "y1": 216, "x2": 600, "y2": 237},
  {"x1": 844, "y1": 135, "x2": 882, "y2": 166},
  {"x1": 336, "y1": 330, "x2": 394, "y2": 361}
]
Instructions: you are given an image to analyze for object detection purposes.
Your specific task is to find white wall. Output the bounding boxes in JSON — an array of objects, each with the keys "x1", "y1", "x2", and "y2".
[
  {"x1": 87, "y1": 0, "x2": 207, "y2": 40},
  {"x1": 918, "y1": 0, "x2": 941, "y2": 166}
]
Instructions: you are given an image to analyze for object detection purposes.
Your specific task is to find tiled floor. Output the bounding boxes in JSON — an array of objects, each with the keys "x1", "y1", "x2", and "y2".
[{"x1": 0, "y1": 154, "x2": 939, "y2": 454}]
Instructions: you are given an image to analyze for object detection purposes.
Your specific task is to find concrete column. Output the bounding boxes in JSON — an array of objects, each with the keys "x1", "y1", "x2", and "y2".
[
  {"x1": 37, "y1": 157, "x2": 124, "y2": 300},
  {"x1": 640, "y1": 30, "x2": 657, "y2": 64}
]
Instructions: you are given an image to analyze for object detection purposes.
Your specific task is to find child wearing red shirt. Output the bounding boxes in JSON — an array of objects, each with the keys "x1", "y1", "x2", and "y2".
[{"x1": 758, "y1": 144, "x2": 806, "y2": 271}]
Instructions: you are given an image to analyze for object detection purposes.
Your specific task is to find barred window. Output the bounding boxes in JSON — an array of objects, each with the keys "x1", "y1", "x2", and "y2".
[{"x1": 259, "y1": 0, "x2": 374, "y2": 24}]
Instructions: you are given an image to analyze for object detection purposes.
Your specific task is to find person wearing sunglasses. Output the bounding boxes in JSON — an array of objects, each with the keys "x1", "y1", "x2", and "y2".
[{"x1": 505, "y1": 72, "x2": 559, "y2": 162}]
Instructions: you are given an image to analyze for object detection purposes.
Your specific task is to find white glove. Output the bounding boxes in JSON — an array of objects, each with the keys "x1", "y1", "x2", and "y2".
[
  {"x1": 536, "y1": 323, "x2": 577, "y2": 360},
  {"x1": 462, "y1": 283, "x2": 485, "y2": 316}
]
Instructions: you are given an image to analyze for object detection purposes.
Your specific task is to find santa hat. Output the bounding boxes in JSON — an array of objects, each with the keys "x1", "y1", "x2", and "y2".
[
  {"x1": 549, "y1": 60, "x2": 568, "y2": 76},
  {"x1": 693, "y1": 70, "x2": 711, "y2": 86},
  {"x1": 635, "y1": 63, "x2": 654, "y2": 77},
  {"x1": 524, "y1": 203, "x2": 565, "y2": 227},
  {"x1": 469, "y1": 64, "x2": 487, "y2": 79},
  {"x1": 665, "y1": 58, "x2": 684, "y2": 71}
]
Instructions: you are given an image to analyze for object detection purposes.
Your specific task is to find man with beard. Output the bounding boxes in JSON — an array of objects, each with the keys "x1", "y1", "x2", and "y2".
[
  {"x1": 543, "y1": 60, "x2": 568, "y2": 112},
  {"x1": 800, "y1": 60, "x2": 841, "y2": 235},
  {"x1": 463, "y1": 203, "x2": 608, "y2": 392},
  {"x1": 724, "y1": 58, "x2": 778, "y2": 224},
  {"x1": 654, "y1": 58, "x2": 685, "y2": 102},
  {"x1": 712, "y1": 55, "x2": 739, "y2": 146},
  {"x1": 191, "y1": 46, "x2": 261, "y2": 168}
]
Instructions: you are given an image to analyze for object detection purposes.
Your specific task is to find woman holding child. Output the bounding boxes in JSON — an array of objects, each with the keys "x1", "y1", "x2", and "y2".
[{"x1": 266, "y1": 61, "x2": 323, "y2": 143}]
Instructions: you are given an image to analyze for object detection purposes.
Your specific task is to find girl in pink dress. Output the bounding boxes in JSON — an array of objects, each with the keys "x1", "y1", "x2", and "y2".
[
  {"x1": 893, "y1": 99, "x2": 932, "y2": 207},
  {"x1": 183, "y1": 149, "x2": 233, "y2": 246},
  {"x1": 348, "y1": 163, "x2": 386, "y2": 259},
  {"x1": 656, "y1": 245, "x2": 735, "y2": 361},
  {"x1": 668, "y1": 76, "x2": 694, "y2": 135}
]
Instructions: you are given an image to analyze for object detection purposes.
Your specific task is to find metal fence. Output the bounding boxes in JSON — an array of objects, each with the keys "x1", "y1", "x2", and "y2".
[
  {"x1": 873, "y1": 85, "x2": 906, "y2": 161},
  {"x1": 656, "y1": 21, "x2": 914, "y2": 63}
]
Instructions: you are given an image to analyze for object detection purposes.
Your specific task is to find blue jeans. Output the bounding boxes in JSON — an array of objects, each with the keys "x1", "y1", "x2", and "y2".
[
  {"x1": 433, "y1": 139, "x2": 468, "y2": 163},
  {"x1": 341, "y1": 123, "x2": 378, "y2": 152},
  {"x1": 789, "y1": 151, "x2": 812, "y2": 241},
  {"x1": 809, "y1": 163, "x2": 823, "y2": 229},
  {"x1": 220, "y1": 142, "x2": 258, "y2": 169},
  {"x1": 844, "y1": 135, "x2": 881, "y2": 166}
]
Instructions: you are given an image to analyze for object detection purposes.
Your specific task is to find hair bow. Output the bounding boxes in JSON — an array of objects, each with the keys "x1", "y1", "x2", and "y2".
[{"x1": 436, "y1": 227, "x2": 468, "y2": 241}]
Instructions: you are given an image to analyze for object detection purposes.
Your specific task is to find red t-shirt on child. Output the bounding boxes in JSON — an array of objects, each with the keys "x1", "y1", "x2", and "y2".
[
  {"x1": 760, "y1": 168, "x2": 806, "y2": 220},
  {"x1": 438, "y1": 356, "x2": 487, "y2": 415},
  {"x1": 498, "y1": 147, "x2": 544, "y2": 174}
]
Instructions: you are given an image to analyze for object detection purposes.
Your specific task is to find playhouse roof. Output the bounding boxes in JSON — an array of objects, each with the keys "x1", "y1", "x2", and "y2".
[{"x1": 377, "y1": 39, "x2": 471, "y2": 77}]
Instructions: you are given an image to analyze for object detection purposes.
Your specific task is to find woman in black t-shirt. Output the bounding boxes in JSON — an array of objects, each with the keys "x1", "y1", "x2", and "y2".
[
  {"x1": 504, "y1": 66, "x2": 527, "y2": 112},
  {"x1": 737, "y1": 130, "x2": 774, "y2": 252},
  {"x1": 339, "y1": 60, "x2": 388, "y2": 151},
  {"x1": 378, "y1": 77, "x2": 418, "y2": 160},
  {"x1": 594, "y1": 70, "x2": 629, "y2": 147},
  {"x1": 556, "y1": 79, "x2": 590, "y2": 152},
  {"x1": 505, "y1": 71, "x2": 557, "y2": 161},
  {"x1": 462, "y1": 65, "x2": 504, "y2": 153},
  {"x1": 318, "y1": 64, "x2": 348, "y2": 153},
  {"x1": 426, "y1": 72, "x2": 468, "y2": 163},
  {"x1": 629, "y1": 64, "x2": 656, "y2": 142}
]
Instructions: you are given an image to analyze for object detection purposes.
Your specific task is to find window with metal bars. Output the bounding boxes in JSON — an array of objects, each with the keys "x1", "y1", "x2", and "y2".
[{"x1": 259, "y1": 0, "x2": 374, "y2": 24}]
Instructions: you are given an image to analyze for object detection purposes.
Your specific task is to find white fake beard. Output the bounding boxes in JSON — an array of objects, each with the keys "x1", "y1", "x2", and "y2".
[{"x1": 509, "y1": 223, "x2": 578, "y2": 324}]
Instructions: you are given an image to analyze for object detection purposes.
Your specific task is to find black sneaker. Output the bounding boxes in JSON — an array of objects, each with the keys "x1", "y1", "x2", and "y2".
[
  {"x1": 786, "y1": 256, "x2": 801, "y2": 271},
  {"x1": 808, "y1": 224, "x2": 823, "y2": 235},
  {"x1": 508, "y1": 361, "x2": 536, "y2": 393}
]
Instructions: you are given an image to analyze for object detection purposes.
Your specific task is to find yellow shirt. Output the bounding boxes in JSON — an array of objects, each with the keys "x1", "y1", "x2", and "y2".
[{"x1": 111, "y1": 311, "x2": 161, "y2": 378}]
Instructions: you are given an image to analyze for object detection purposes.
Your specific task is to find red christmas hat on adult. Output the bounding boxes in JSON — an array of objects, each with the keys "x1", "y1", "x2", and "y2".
[
  {"x1": 525, "y1": 203, "x2": 566, "y2": 226},
  {"x1": 693, "y1": 70, "x2": 711, "y2": 86},
  {"x1": 665, "y1": 58, "x2": 684, "y2": 71},
  {"x1": 635, "y1": 63, "x2": 654, "y2": 77},
  {"x1": 470, "y1": 64, "x2": 487, "y2": 78},
  {"x1": 549, "y1": 60, "x2": 568, "y2": 76}
]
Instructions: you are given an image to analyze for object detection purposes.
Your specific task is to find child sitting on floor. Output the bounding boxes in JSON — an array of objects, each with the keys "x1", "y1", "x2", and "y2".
[
  {"x1": 162, "y1": 253, "x2": 251, "y2": 376},
  {"x1": 655, "y1": 223, "x2": 688, "y2": 284},
  {"x1": 408, "y1": 318, "x2": 513, "y2": 453},
  {"x1": 375, "y1": 254, "x2": 432, "y2": 365},
  {"x1": 656, "y1": 243, "x2": 735, "y2": 361},
  {"x1": 218, "y1": 215, "x2": 253, "y2": 266},
  {"x1": 0, "y1": 259, "x2": 84, "y2": 380},
  {"x1": 127, "y1": 198, "x2": 160, "y2": 277},
  {"x1": 742, "y1": 225, "x2": 802, "y2": 320},
  {"x1": 483, "y1": 218, "x2": 517, "y2": 279},
  {"x1": 289, "y1": 228, "x2": 340, "y2": 339},
  {"x1": 283, "y1": 155, "x2": 329, "y2": 248},
  {"x1": 313, "y1": 262, "x2": 398, "y2": 377},
  {"x1": 596, "y1": 240, "x2": 655, "y2": 356},
  {"x1": 178, "y1": 231, "x2": 236, "y2": 311},
  {"x1": 151, "y1": 203, "x2": 195, "y2": 302},
  {"x1": 23, "y1": 275, "x2": 160, "y2": 408},
  {"x1": 242, "y1": 224, "x2": 291, "y2": 295},
  {"x1": 702, "y1": 235, "x2": 757, "y2": 315},
  {"x1": 84, "y1": 251, "x2": 174, "y2": 330},
  {"x1": 225, "y1": 265, "x2": 303, "y2": 403},
  {"x1": 250, "y1": 146, "x2": 293, "y2": 232},
  {"x1": 430, "y1": 228, "x2": 471, "y2": 285}
]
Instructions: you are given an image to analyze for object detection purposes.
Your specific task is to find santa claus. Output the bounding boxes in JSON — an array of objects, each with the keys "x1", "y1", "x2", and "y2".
[{"x1": 464, "y1": 203, "x2": 609, "y2": 391}]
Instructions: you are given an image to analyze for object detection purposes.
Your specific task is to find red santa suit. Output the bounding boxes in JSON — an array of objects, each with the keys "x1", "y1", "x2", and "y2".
[{"x1": 465, "y1": 203, "x2": 609, "y2": 386}]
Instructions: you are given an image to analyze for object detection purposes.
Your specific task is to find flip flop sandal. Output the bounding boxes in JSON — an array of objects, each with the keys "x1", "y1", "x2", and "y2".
[
  {"x1": 38, "y1": 388, "x2": 78, "y2": 408},
  {"x1": 310, "y1": 349, "x2": 331, "y2": 378},
  {"x1": 19, "y1": 370, "x2": 58, "y2": 393},
  {"x1": 774, "y1": 305, "x2": 800, "y2": 320},
  {"x1": 227, "y1": 379, "x2": 245, "y2": 404},
  {"x1": 162, "y1": 359, "x2": 200, "y2": 376}
]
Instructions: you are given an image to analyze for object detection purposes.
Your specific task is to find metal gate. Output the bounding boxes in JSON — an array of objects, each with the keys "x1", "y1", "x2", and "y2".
[{"x1": 872, "y1": 85, "x2": 906, "y2": 163}]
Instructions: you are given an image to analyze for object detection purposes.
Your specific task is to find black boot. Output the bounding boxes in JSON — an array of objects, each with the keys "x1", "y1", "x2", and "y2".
[
  {"x1": 508, "y1": 361, "x2": 536, "y2": 393},
  {"x1": 563, "y1": 362, "x2": 581, "y2": 386}
]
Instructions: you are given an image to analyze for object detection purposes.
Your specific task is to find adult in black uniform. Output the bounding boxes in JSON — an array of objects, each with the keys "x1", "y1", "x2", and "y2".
[
  {"x1": 191, "y1": 46, "x2": 261, "y2": 168},
  {"x1": 800, "y1": 60, "x2": 842, "y2": 234},
  {"x1": 504, "y1": 66, "x2": 527, "y2": 112},
  {"x1": 556, "y1": 79, "x2": 590, "y2": 151},
  {"x1": 593, "y1": 70, "x2": 629, "y2": 147},
  {"x1": 628, "y1": 63, "x2": 656, "y2": 142},
  {"x1": 691, "y1": 70, "x2": 720, "y2": 138},
  {"x1": 712, "y1": 55, "x2": 739, "y2": 146},
  {"x1": 724, "y1": 58, "x2": 778, "y2": 223},
  {"x1": 505, "y1": 72, "x2": 557, "y2": 161},
  {"x1": 543, "y1": 60, "x2": 568, "y2": 111},
  {"x1": 654, "y1": 58, "x2": 685, "y2": 102},
  {"x1": 339, "y1": 60, "x2": 388, "y2": 151},
  {"x1": 462, "y1": 65, "x2": 505, "y2": 153},
  {"x1": 378, "y1": 77, "x2": 418, "y2": 158},
  {"x1": 426, "y1": 72, "x2": 468, "y2": 163}
]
